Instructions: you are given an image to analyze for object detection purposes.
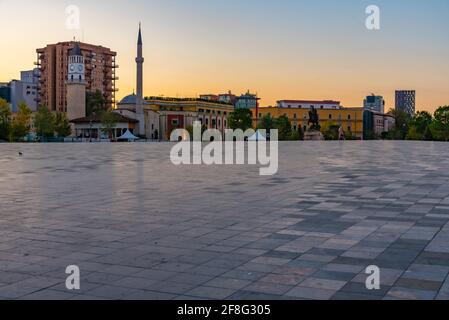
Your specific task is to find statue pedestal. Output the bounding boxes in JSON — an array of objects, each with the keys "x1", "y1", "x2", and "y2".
[{"x1": 304, "y1": 130, "x2": 324, "y2": 141}]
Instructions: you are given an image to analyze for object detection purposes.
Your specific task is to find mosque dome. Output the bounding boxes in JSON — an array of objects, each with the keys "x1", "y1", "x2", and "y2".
[
  {"x1": 118, "y1": 94, "x2": 148, "y2": 105},
  {"x1": 119, "y1": 94, "x2": 138, "y2": 105}
]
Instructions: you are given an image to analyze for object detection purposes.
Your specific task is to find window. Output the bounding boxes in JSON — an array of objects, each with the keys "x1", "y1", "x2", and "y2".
[
  {"x1": 348, "y1": 126, "x2": 351, "y2": 131},
  {"x1": 294, "y1": 113, "x2": 297, "y2": 119},
  {"x1": 329, "y1": 114, "x2": 332, "y2": 119},
  {"x1": 348, "y1": 115, "x2": 351, "y2": 120},
  {"x1": 171, "y1": 119, "x2": 179, "y2": 126}
]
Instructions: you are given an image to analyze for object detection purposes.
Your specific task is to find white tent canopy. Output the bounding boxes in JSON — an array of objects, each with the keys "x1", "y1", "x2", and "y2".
[
  {"x1": 117, "y1": 130, "x2": 139, "y2": 141},
  {"x1": 248, "y1": 131, "x2": 267, "y2": 141}
]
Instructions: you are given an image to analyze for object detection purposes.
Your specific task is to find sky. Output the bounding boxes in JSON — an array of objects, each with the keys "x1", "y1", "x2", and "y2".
[{"x1": 0, "y1": 0, "x2": 448, "y2": 113}]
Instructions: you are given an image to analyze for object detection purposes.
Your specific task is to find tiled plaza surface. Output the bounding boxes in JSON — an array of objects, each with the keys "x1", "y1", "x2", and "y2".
[{"x1": 1, "y1": 141, "x2": 449, "y2": 300}]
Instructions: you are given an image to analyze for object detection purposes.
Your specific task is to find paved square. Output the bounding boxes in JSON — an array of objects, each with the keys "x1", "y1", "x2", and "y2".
[{"x1": 1, "y1": 141, "x2": 449, "y2": 300}]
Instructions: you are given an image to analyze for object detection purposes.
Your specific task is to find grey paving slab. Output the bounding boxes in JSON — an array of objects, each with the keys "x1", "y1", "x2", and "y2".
[{"x1": 2, "y1": 141, "x2": 449, "y2": 300}]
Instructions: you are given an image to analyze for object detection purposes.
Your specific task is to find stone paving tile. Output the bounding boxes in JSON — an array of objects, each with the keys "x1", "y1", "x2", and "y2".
[
  {"x1": 204, "y1": 278, "x2": 253, "y2": 290},
  {"x1": 402, "y1": 264, "x2": 449, "y2": 282},
  {"x1": 285, "y1": 286, "x2": 336, "y2": 300},
  {"x1": 2, "y1": 142, "x2": 449, "y2": 300},
  {"x1": 228, "y1": 291, "x2": 284, "y2": 300},
  {"x1": 299, "y1": 278, "x2": 347, "y2": 291},
  {"x1": 85, "y1": 285, "x2": 142, "y2": 299},
  {"x1": 242, "y1": 281, "x2": 294, "y2": 296},
  {"x1": 258, "y1": 273, "x2": 305, "y2": 286},
  {"x1": 20, "y1": 289, "x2": 76, "y2": 300},
  {"x1": 386, "y1": 287, "x2": 437, "y2": 300},
  {"x1": 311, "y1": 270, "x2": 355, "y2": 282},
  {"x1": 394, "y1": 278, "x2": 442, "y2": 291},
  {"x1": 331, "y1": 291, "x2": 382, "y2": 300},
  {"x1": 185, "y1": 286, "x2": 236, "y2": 300},
  {"x1": 321, "y1": 263, "x2": 364, "y2": 274},
  {"x1": 339, "y1": 282, "x2": 391, "y2": 297}
]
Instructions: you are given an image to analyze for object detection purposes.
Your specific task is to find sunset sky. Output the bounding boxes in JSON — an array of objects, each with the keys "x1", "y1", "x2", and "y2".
[{"x1": 1, "y1": 0, "x2": 448, "y2": 113}]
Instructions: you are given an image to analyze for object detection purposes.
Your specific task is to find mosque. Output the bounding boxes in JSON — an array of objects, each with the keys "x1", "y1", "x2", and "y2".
[{"x1": 114, "y1": 24, "x2": 235, "y2": 140}]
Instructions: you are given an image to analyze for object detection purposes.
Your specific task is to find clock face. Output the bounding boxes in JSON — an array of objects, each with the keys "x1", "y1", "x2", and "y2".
[
  {"x1": 78, "y1": 65, "x2": 84, "y2": 72},
  {"x1": 70, "y1": 65, "x2": 75, "y2": 72}
]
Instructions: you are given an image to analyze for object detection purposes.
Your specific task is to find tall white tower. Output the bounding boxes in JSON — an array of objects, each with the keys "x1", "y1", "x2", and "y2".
[
  {"x1": 136, "y1": 23, "x2": 145, "y2": 136},
  {"x1": 66, "y1": 42, "x2": 86, "y2": 121}
]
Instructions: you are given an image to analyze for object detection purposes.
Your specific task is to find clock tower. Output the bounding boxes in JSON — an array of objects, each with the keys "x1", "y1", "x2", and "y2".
[{"x1": 66, "y1": 42, "x2": 86, "y2": 121}]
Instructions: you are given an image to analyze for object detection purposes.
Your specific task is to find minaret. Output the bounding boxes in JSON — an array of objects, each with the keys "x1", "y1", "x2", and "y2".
[
  {"x1": 66, "y1": 42, "x2": 86, "y2": 121},
  {"x1": 136, "y1": 23, "x2": 145, "y2": 136}
]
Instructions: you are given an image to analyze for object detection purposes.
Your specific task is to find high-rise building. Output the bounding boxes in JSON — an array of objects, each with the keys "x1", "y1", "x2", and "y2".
[
  {"x1": 0, "y1": 83, "x2": 11, "y2": 105},
  {"x1": 36, "y1": 41, "x2": 118, "y2": 112},
  {"x1": 0, "y1": 69, "x2": 39, "y2": 112},
  {"x1": 364, "y1": 94, "x2": 385, "y2": 114},
  {"x1": 395, "y1": 90, "x2": 415, "y2": 116}
]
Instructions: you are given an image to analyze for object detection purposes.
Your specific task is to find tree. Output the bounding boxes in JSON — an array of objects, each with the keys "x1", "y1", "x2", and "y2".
[
  {"x1": 406, "y1": 126, "x2": 422, "y2": 141},
  {"x1": 294, "y1": 125, "x2": 304, "y2": 141},
  {"x1": 228, "y1": 108, "x2": 253, "y2": 131},
  {"x1": 100, "y1": 110, "x2": 118, "y2": 139},
  {"x1": 388, "y1": 108, "x2": 412, "y2": 140},
  {"x1": 34, "y1": 106, "x2": 55, "y2": 140},
  {"x1": 411, "y1": 111, "x2": 432, "y2": 133},
  {"x1": 54, "y1": 112, "x2": 72, "y2": 138},
  {"x1": 275, "y1": 115, "x2": 292, "y2": 141},
  {"x1": 86, "y1": 90, "x2": 106, "y2": 116},
  {"x1": 322, "y1": 123, "x2": 340, "y2": 140},
  {"x1": 258, "y1": 114, "x2": 276, "y2": 131},
  {"x1": 430, "y1": 106, "x2": 449, "y2": 141},
  {"x1": 10, "y1": 102, "x2": 32, "y2": 141},
  {"x1": 286, "y1": 129, "x2": 303, "y2": 141},
  {"x1": 0, "y1": 98, "x2": 11, "y2": 141},
  {"x1": 406, "y1": 111, "x2": 433, "y2": 141}
]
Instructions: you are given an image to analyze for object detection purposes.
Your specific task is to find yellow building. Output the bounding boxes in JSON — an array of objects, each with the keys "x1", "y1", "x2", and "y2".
[
  {"x1": 116, "y1": 95, "x2": 235, "y2": 140},
  {"x1": 252, "y1": 100, "x2": 364, "y2": 139}
]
